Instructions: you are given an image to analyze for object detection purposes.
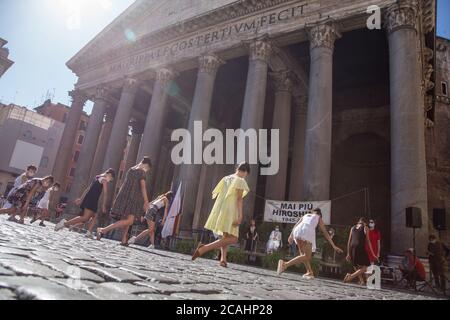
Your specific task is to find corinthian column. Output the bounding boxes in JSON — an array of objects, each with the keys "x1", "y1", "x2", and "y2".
[
  {"x1": 179, "y1": 54, "x2": 224, "y2": 235},
  {"x1": 302, "y1": 23, "x2": 340, "y2": 202},
  {"x1": 67, "y1": 86, "x2": 110, "y2": 212},
  {"x1": 102, "y1": 78, "x2": 140, "y2": 206},
  {"x1": 265, "y1": 71, "x2": 293, "y2": 201},
  {"x1": 385, "y1": 0, "x2": 429, "y2": 255},
  {"x1": 289, "y1": 95, "x2": 308, "y2": 201},
  {"x1": 53, "y1": 89, "x2": 87, "y2": 189},
  {"x1": 239, "y1": 39, "x2": 272, "y2": 222},
  {"x1": 90, "y1": 107, "x2": 116, "y2": 180},
  {"x1": 138, "y1": 68, "x2": 177, "y2": 162}
]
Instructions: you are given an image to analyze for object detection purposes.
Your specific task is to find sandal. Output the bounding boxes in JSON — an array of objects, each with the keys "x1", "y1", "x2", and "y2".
[
  {"x1": 343, "y1": 273, "x2": 351, "y2": 283},
  {"x1": 219, "y1": 261, "x2": 228, "y2": 268},
  {"x1": 96, "y1": 229, "x2": 104, "y2": 241},
  {"x1": 192, "y1": 243, "x2": 205, "y2": 261}
]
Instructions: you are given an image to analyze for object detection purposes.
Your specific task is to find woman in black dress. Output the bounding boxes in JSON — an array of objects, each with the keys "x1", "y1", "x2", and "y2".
[
  {"x1": 344, "y1": 217, "x2": 376, "y2": 284},
  {"x1": 97, "y1": 157, "x2": 152, "y2": 246},
  {"x1": 54, "y1": 169, "x2": 115, "y2": 233}
]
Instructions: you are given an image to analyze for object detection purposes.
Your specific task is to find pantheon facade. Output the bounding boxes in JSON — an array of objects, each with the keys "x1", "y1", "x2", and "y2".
[{"x1": 58, "y1": 0, "x2": 446, "y2": 255}]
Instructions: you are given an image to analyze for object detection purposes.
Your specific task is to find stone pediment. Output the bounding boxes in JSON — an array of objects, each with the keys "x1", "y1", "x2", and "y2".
[{"x1": 67, "y1": 0, "x2": 240, "y2": 69}]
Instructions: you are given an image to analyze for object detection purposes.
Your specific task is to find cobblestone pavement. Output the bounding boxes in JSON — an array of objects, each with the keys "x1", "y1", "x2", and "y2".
[{"x1": 0, "y1": 217, "x2": 441, "y2": 300}]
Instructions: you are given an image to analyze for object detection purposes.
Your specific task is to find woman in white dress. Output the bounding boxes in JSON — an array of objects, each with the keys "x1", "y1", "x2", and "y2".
[{"x1": 277, "y1": 208, "x2": 343, "y2": 279}]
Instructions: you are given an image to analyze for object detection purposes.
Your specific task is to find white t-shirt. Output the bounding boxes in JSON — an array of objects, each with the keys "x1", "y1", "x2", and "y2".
[
  {"x1": 292, "y1": 213, "x2": 321, "y2": 252},
  {"x1": 37, "y1": 189, "x2": 51, "y2": 209}
]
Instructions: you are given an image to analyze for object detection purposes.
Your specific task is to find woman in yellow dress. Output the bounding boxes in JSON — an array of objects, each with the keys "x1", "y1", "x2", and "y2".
[{"x1": 192, "y1": 163, "x2": 250, "y2": 267}]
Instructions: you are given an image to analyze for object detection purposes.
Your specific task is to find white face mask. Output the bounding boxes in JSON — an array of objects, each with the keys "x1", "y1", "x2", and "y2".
[{"x1": 369, "y1": 223, "x2": 375, "y2": 229}]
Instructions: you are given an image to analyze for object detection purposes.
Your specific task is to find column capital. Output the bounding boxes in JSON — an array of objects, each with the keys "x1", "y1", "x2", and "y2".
[
  {"x1": 308, "y1": 22, "x2": 341, "y2": 51},
  {"x1": 122, "y1": 77, "x2": 140, "y2": 95},
  {"x1": 270, "y1": 70, "x2": 294, "y2": 93},
  {"x1": 68, "y1": 89, "x2": 88, "y2": 106},
  {"x1": 385, "y1": 0, "x2": 419, "y2": 35},
  {"x1": 93, "y1": 85, "x2": 113, "y2": 103},
  {"x1": 198, "y1": 54, "x2": 225, "y2": 75},
  {"x1": 130, "y1": 120, "x2": 145, "y2": 135},
  {"x1": 155, "y1": 67, "x2": 178, "y2": 87},
  {"x1": 248, "y1": 40, "x2": 273, "y2": 63}
]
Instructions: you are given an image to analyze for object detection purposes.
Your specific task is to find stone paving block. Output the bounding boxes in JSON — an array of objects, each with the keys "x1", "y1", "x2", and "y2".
[
  {"x1": 0, "y1": 266, "x2": 15, "y2": 276},
  {"x1": 80, "y1": 266, "x2": 143, "y2": 282},
  {"x1": 0, "y1": 288, "x2": 16, "y2": 300},
  {"x1": 0, "y1": 259, "x2": 64, "y2": 278},
  {"x1": 87, "y1": 287, "x2": 146, "y2": 300},
  {"x1": 0, "y1": 276, "x2": 95, "y2": 300},
  {"x1": 36, "y1": 259, "x2": 105, "y2": 282},
  {"x1": 118, "y1": 266, "x2": 181, "y2": 284},
  {"x1": 99, "y1": 282, "x2": 158, "y2": 295},
  {"x1": 138, "y1": 293, "x2": 182, "y2": 300},
  {"x1": 135, "y1": 281, "x2": 192, "y2": 294}
]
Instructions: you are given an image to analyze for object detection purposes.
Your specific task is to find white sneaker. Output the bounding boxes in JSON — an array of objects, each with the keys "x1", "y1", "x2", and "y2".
[
  {"x1": 85, "y1": 231, "x2": 92, "y2": 238},
  {"x1": 128, "y1": 236, "x2": 137, "y2": 245},
  {"x1": 54, "y1": 219, "x2": 66, "y2": 232},
  {"x1": 148, "y1": 244, "x2": 155, "y2": 249}
]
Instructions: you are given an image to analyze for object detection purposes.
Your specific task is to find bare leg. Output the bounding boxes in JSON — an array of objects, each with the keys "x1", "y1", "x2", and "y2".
[
  {"x1": 98, "y1": 215, "x2": 134, "y2": 243},
  {"x1": 279, "y1": 240, "x2": 312, "y2": 275},
  {"x1": 87, "y1": 215, "x2": 97, "y2": 233},
  {"x1": 148, "y1": 221, "x2": 156, "y2": 246},
  {"x1": 64, "y1": 209, "x2": 95, "y2": 228},
  {"x1": 220, "y1": 246, "x2": 229, "y2": 265},
  {"x1": 0, "y1": 207, "x2": 17, "y2": 215},
  {"x1": 345, "y1": 266, "x2": 368, "y2": 283},
  {"x1": 198, "y1": 234, "x2": 238, "y2": 257}
]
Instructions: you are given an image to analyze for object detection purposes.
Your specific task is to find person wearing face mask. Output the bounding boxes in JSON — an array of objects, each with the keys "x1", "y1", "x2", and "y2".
[
  {"x1": 267, "y1": 226, "x2": 283, "y2": 254},
  {"x1": 55, "y1": 169, "x2": 115, "y2": 233},
  {"x1": 0, "y1": 175, "x2": 54, "y2": 224},
  {"x1": 2, "y1": 165, "x2": 37, "y2": 212},
  {"x1": 245, "y1": 219, "x2": 259, "y2": 262},
  {"x1": 365, "y1": 219, "x2": 381, "y2": 265},
  {"x1": 31, "y1": 182, "x2": 61, "y2": 227}
]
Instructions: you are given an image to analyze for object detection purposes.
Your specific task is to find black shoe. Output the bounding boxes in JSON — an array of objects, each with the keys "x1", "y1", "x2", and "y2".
[
  {"x1": 39, "y1": 222, "x2": 46, "y2": 227},
  {"x1": 30, "y1": 218, "x2": 37, "y2": 224}
]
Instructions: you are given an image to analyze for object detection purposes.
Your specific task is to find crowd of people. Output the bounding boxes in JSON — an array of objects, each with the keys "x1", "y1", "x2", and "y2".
[{"x1": 0, "y1": 160, "x2": 448, "y2": 292}]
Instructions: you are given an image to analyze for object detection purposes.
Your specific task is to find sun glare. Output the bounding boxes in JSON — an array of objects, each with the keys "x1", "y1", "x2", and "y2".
[{"x1": 54, "y1": 0, "x2": 113, "y2": 30}]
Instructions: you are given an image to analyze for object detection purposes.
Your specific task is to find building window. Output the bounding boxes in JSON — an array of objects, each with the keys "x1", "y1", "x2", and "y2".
[
  {"x1": 23, "y1": 130, "x2": 32, "y2": 139},
  {"x1": 73, "y1": 151, "x2": 80, "y2": 162},
  {"x1": 40, "y1": 156, "x2": 49, "y2": 168},
  {"x1": 442, "y1": 81, "x2": 448, "y2": 97},
  {"x1": 79, "y1": 120, "x2": 87, "y2": 131},
  {"x1": 62, "y1": 113, "x2": 68, "y2": 123},
  {"x1": 69, "y1": 167, "x2": 76, "y2": 177},
  {"x1": 77, "y1": 135, "x2": 84, "y2": 144}
]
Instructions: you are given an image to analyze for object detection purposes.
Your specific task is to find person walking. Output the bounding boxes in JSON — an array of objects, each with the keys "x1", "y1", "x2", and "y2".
[
  {"x1": 96, "y1": 157, "x2": 152, "y2": 246},
  {"x1": 191, "y1": 163, "x2": 251, "y2": 268},
  {"x1": 277, "y1": 209, "x2": 343, "y2": 279}
]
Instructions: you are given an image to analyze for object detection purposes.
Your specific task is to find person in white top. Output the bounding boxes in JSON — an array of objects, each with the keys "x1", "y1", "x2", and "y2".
[
  {"x1": 128, "y1": 191, "x2": 173, "y2": 249},
  {"x1": 266, "y1": 226, "x2": 283, "y2": 254},
  {"x1": 277, "y1": 208, "x2": 343, "y2": 279},
  {"x1": 30, "y1": 182, "x2": 60, "y2": 227}
]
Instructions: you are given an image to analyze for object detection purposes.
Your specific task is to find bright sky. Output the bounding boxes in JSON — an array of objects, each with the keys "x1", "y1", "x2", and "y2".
[{"x1": 0, "y1": 0, "x2": 449, "y2": 114}]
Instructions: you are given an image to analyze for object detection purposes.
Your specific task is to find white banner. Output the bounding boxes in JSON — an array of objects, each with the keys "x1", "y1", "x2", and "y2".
[
  {"x1": 161, "y1": 182, "x2": 182, "y2": 239},
  {"x1": 264, "y1": 200, "x2": 331, "y2": 225}
]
